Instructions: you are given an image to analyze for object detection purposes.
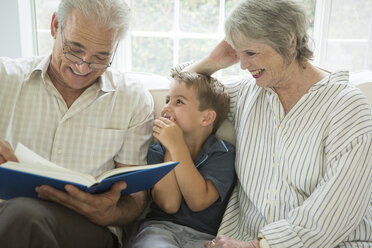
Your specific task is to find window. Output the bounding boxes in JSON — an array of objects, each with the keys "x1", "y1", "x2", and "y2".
[
  {"x1": 30, "y1": 0, "x2": 371, "y2": 78},
  {"x1": 313, "y1": 0, "x2": 372, "y2": 72}
]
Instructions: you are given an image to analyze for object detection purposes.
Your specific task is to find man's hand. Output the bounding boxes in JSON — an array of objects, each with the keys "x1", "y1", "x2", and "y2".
[
  {"x1": 0, "y1": 140, "x2": 18, "y2": 164},
  {"x1": 204, "y1": 235, "x2": 259, "y2": 248},
  {"x1": 36, "y1": 181, "x2": 127, "y2": 226}
]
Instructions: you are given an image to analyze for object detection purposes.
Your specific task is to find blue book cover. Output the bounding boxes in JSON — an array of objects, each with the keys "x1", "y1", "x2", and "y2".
[{"x1": 0, "y1": 143, "x2": 178, "y2": 200}]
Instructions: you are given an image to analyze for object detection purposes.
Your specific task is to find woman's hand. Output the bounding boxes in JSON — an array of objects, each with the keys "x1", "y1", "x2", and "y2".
[
  {"x1": 204, "y1": 235, "x2": 259, "y2": 248},
  {"x1": 208, "y1": 39, "x2": 240, "y2": 70}
]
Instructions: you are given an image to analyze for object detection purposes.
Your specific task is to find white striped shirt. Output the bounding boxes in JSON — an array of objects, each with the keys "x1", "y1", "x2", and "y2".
[{"x1": 218, "y1": 71, "x2": 372, "y2": 248}]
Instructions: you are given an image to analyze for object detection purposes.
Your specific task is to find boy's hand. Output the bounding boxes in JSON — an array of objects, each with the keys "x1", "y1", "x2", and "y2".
[{"x1": 153, "y1": 117, "x2": 184, "y2": 150}]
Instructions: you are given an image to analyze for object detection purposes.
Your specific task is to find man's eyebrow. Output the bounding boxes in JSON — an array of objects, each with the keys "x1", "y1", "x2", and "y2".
[{"x1": 67, "y1": 40, "x2": 112, "y2": 56}]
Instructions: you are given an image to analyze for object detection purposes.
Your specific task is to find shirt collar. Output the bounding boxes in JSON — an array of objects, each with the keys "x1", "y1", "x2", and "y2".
[
  {"x1": 263, "y1": 70, "x2": 350, "y2": 95},
  {"x1": 26, "y1": 54, "x2": 52, "y2": 83},
  {"x1": 26, "y1": 54, "x2": 116, "y2": 93},
  {"x1": 193, "y1": 134, "x2": 231, "y2": 168}
]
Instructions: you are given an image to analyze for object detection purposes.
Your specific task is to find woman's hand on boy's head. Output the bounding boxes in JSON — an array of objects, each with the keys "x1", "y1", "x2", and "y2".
[{"x1": 153, "y1": 117, "x2": 184, "y2": 149}]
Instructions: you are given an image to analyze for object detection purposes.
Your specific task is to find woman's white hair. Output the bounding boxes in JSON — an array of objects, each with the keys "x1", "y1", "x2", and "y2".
[
  {"x1": 225, "y1": 0, "x2": 313, "y2": 67},
  {"x1": 56, "y1": 0, "x2": 130, "y2": 39}
]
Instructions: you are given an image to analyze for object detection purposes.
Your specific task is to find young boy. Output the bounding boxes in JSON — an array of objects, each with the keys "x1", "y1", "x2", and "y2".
[{"x1": 130, "y1": 72, "x2": 236, "y2": 248}]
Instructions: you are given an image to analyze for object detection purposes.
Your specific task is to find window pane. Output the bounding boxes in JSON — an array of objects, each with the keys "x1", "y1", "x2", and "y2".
[
  {"x1": 179, "y1": 39, "x2": 218, "y2": 64},
  {"x1": 328, "y1": 0, "x2": 372, "y2": 39},
  {"x1": 225, "y1": 0, "x2": 240, "y2": 17},
  {"x1": 131, "y1": 36, "x2": 173, "y2": 76},
  {"x1": 131, "y1": 0, "x2": 174, "y2": 32},
  {"x1": 37, "y1": 32, "x2": 54, "y2": 56},
  {"x1": 303, "y1": 0, "x2": 316, "y2": 37},
  {"x1": 325, "y1": 41, "x2": 368, "y2": 72},
  {"x1": 35, "y1": 0, "x2": 59, "y2": 30},
  {"x1": 180, "y1": 0, "x2": 219, "y2": 33}
]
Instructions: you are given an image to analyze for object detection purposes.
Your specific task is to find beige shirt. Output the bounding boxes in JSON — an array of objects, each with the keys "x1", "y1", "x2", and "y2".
[{"x1": 0, "y1": 55, "x2": 154, "y2": 245}]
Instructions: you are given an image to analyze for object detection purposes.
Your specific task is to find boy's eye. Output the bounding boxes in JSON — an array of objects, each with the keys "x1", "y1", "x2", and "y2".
[
  {"x1": 246, "y1": 51, "x2": 256, "y2": 56},
  {"x1": 176, "y1": 99, "x2": 183, "y2": 104},
  {"x1": 165, "y1": 98, "x2": 170, "y2": 104}
]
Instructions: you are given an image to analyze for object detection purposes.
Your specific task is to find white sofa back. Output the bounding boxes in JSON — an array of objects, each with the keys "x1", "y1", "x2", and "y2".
[{"x1": 128, "y1": 71, "x2": 372, "y2": 147}]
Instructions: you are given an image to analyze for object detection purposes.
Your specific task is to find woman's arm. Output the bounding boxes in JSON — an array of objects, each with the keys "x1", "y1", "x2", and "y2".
[
  {"x1": 182, "y1": 39, "x2": 239, "y2": 75},
  {"x1": 260, "y1": 134, "x2": 372, "y2": 248}
]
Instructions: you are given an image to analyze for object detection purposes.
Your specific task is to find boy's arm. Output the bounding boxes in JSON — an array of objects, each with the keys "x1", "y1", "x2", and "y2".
[
  {"x1": 151, "y1": 150, "x2": 182, "y2": 214},
  {"x1": 153, "y1": 118, "x2": 220, "y2": 212},
  {"x1": 168, "y1": 141, "x2": 220, "y2": 212}
]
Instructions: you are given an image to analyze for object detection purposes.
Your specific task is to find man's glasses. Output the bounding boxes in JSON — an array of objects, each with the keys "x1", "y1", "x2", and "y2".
[{"x1": 60, "y1": 26, "x2": 119, "y2": 71}]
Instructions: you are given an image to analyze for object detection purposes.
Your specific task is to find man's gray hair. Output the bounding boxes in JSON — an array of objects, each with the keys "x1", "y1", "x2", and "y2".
[
  {"x1": 56, "y1": 0, "x2": 130, "y2": 39},
  {"x1": 225, "y1": 0, "x2": 313, "y2": 67}
]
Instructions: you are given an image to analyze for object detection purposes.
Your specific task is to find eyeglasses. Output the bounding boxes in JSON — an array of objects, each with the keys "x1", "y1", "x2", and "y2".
[{"x1": 60, "y1": 26, "x2": 119, "y2": 70}]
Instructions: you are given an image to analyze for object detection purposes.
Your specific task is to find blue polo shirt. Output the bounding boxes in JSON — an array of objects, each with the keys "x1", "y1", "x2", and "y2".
[{"x1": 146, "y1": 134, "x2": 236, "y2": 235}]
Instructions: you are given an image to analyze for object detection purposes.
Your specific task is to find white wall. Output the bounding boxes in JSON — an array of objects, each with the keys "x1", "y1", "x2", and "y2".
[{"x1": 0, "y1": 1, "x2": 22, "y2": 58}]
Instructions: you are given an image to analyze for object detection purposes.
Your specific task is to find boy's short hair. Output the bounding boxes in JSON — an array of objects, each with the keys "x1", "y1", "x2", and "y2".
[{"x1": 171, "y1": 71, "x2": 230, "y2": 133}]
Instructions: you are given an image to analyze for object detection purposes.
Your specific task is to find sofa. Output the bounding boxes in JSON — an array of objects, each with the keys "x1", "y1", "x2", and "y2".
[{"x1": 128, "y1": 71, "x2": 372, "y2": 146}]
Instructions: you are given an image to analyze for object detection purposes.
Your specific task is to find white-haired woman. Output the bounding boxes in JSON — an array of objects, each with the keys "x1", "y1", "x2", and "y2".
[{"x1": 179, "y1": 0, "x2": 372, "y2": 247}]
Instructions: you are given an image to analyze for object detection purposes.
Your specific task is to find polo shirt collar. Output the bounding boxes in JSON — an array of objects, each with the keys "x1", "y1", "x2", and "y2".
[{"x1": 194, "y1": 134, "x2": 231, "y2": 168}]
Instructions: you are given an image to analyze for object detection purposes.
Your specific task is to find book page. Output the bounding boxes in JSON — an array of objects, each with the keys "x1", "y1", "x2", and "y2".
[
  {"x1": 15, "y1": 143, "x2": 69, "y2": 170},
  {"x1": 7, "y1": 143, "x2": 97, "y2": 186},
  {"x1": 96, "y1": 161, "x2": 177, "y2": 182}
]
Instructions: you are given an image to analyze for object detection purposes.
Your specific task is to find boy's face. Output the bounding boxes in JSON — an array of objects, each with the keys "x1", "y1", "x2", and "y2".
[{"x1": 161, "y1": 81, "x2": 207, "y2": 134}]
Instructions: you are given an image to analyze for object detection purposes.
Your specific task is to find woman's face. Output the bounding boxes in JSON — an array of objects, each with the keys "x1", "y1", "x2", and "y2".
[{"x1": 232, "y1": 35, "x2": 293, "y2": 89}]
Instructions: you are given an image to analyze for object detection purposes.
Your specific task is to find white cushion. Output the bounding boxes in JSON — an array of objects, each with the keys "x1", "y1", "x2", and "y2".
[
  {"x1": 351, "y1": 71, "x2": 372, "y2": 106},
  {"x1": 126, "y1": 72, "x2": 236, "y2": 145}
]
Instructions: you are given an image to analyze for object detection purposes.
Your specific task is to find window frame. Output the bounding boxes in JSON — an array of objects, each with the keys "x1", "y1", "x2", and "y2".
[{"x1": 19, "y1": 0, "x2": 372, "y2": 74}]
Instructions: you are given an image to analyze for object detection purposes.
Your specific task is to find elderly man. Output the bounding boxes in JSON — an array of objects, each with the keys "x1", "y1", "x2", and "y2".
[{"x1": 0, "y1": 0, "x2": 153, "y2": 247}]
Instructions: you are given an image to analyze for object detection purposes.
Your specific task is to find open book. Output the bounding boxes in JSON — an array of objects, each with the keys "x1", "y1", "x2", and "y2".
[{"x1": 0, "y1": 143, "x2": 178, "y2": 200}]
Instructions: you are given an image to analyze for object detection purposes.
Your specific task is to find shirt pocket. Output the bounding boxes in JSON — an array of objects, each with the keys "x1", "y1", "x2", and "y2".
[{"x1": 77, "y1": 126, "x2": 126, "y2": 176}]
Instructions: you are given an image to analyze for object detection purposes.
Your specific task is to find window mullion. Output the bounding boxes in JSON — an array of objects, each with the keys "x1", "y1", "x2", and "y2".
[
  {"x1": 366, "y1": 11, "x2": 372, "y2": 70},
  {"x1": 312, "y1": 0, "x2": 332, "y2": 68},
  {"x1": 19, "y1": 0, "x2": 38, "y2": 57},
  {"x1": 173, "y1": 0, "x2": 180, "y2": 67}
]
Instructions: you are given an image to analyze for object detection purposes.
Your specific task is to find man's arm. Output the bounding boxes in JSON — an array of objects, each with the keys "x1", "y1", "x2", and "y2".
[{"x1": 36, "y1": 161, "x2": 148, "y2": 226}]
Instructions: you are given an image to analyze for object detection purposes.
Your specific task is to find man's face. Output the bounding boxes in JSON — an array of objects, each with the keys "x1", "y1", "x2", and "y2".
[{"x1": 49, "y1": 9, "x2": 118, "y2": 93}]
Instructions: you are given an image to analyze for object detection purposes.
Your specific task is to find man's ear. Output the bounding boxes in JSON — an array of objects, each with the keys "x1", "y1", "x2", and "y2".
[
  {"x1": 50, "y1": 12, "x2": 59, "y2": 39},
  {"x1": 201, "y1": 110, "x2": 216, "y2": 127}
]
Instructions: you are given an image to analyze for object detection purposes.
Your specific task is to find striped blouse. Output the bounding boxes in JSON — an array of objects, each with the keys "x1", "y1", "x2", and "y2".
[{"x1": 217, "y1": 71, "x2": 372, "y2": 248}]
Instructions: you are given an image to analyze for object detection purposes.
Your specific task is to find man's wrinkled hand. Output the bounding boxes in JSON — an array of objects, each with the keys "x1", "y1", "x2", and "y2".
[{"x1": 36, "y1": 180, "x2": 127, "y2": 226}]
